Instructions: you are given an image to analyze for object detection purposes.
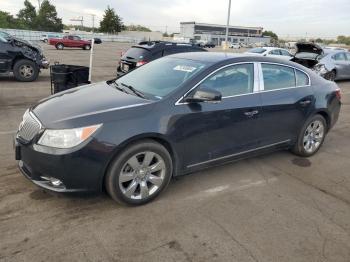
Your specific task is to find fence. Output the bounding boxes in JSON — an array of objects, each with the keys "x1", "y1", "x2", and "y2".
[{"x1": 0, "y1": 28, "x2": 150, "y2": 43}]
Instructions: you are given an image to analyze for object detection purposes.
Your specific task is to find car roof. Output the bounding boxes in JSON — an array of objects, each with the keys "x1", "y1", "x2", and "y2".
[
  {"x1": 168, "y1": 52, "x2": 309, "y2": 69},
  {"x1": 132, "y1": 41, "x2": 197, "y2": 50}
]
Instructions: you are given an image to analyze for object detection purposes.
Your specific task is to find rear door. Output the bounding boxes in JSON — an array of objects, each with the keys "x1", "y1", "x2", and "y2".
[
  {"x1": 258, "y1": 63, "x2": 314, "y2": 145},
  {"x1": 332, "y1": 52, "x2": 349, "y2": 78}
]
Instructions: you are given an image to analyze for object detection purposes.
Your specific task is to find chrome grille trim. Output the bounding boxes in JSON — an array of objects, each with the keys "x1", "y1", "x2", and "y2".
[{"x1": 17, "y1": 111, "x2": 42, "y2": 142}]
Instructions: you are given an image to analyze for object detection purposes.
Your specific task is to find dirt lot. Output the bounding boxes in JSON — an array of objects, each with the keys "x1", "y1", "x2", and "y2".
[{"x1": 1, "y1": 42, "x2": 350, "y2": 262}]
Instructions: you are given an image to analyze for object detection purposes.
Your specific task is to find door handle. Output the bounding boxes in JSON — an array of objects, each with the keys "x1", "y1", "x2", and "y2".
[
  {"x1": 299, "y1": 100, "x2": 311, "y2": 106},
  {"x1": 244, "y1": 110, "x2": 259, "y2": 117}
]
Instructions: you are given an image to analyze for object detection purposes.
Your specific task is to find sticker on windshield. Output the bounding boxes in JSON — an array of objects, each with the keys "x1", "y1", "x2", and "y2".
[{"x1": 173, "y1": 65, "x2": 197, "y2": 72}]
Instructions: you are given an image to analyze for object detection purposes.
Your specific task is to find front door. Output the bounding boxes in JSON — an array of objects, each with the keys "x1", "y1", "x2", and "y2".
[{"x1": 177, "y1": 63, "x2": 262, "y2": 169}]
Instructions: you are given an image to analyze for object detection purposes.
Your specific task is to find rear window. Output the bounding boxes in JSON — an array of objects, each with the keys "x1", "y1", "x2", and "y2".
[
  {"x1": 123, "y1": 47, "x2": 150, "y2": 60},
  {"x1": 248, "y1": 48, "x2": 266, "y2": 54}
]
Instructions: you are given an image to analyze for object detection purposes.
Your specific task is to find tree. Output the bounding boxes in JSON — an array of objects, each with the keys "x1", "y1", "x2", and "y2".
[
  {"x1": 262, "y1": 30, "x2": 278, "y2": 41},
  {"x1": 125, "y1": 24, "x2": 151, "y2": 32},
  {"x1": 0, "y1": 11, "x2": 19, "y2": 29},
  {"x1": 17, "y1": 0, "x2": 37, "y2": 29},
  {"x1": 36, "y1": 0, "x2": 63, "y2": 32},
  {"x1": 99, "y1": 6, "x2": 124, "y2": 33},
  {"x1": 337, "y1": 35, "x2": 350, "y2": 46}
]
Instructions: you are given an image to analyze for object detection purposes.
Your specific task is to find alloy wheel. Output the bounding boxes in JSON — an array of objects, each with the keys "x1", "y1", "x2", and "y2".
[
  {"x1": 119, "y1": 151, "x2": 166, "y2": 200},
  {"x1": 19, "y1": 65, "x2": 34, "y2": 78},
  {"x1": 303, "y1": 120, "x2": 325, "y2": 154}
]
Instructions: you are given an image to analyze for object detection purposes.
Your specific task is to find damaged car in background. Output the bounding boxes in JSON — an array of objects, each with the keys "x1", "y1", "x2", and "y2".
[
  {"x1": 291, "y1": 42, "x2": 350, "y2": 81},
  {"x1": 0, "y1": 31, "x2": 49, "y2": 82}
]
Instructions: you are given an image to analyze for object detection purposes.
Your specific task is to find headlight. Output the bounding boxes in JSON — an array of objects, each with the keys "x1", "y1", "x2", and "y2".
[
  {"x1": 38, "y1": 124, "x2": 102, "y2": 149},
  {"x1": 314, "y1": 64, "x2": 327, "y2": 74}
]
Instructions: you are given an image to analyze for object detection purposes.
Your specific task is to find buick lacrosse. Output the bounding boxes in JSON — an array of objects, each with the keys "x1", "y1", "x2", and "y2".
[{"x1": 15, "y1": 52, "x2": 341, "y2": 205}]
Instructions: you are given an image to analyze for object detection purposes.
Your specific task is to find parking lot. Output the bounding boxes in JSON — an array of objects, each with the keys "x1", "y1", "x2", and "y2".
[{"x1": 1, "y1": 42, "x2": 350, "y2": 262}]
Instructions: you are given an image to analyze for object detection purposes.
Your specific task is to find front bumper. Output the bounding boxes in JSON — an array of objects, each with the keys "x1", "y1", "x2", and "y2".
[{"x1": 15, "y1": 137, "x2": 114, "y2": 193}]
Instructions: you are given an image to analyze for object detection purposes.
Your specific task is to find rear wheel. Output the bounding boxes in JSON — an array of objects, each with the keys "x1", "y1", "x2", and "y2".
[
  {"x1": 292, "y1": 114, "x2": 327, "y2": 157},
  {"x1": 325, "y1": 70, "x2": 336, "y2": 81},
  {"x1": 13, "y1": 59, "x2": 39, "y2": 82},
  {"x1": 56, "y1": 43, "x2": 64, "y2": 50},
  {"x1": 105, "y1": 140, "x2": 172, "y2": 205}
]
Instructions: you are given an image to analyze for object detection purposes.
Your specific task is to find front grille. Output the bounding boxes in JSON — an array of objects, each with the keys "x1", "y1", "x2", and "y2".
[{"x1": 17, "y1": 111, "x2": 41, "y2": 142}]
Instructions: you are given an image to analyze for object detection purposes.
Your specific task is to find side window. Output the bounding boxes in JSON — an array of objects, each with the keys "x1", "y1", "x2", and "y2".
[
  {"x1": 269, "y1": 50, "x2": 281, "y2": 55},
  {"x1": 346, "y1": 53, "x2": 350, "y2": 61},
  {"x1": 68, "y1": 36, "x2": 74, "y2": 40},
  {"x1": 262, "y1": 64, "x2": 296, "y2": 90},
  {"x1": 295, "y1": 69, "x2": 309, "y2": 86},
  {"x1": 333, "y1": 53, "x2": 346, "y2": 61},
  {"x1": 280, "y1": 50, "x2": 292, "y2": 57},
  {"x1": 199, "y1": 63, "x2": 254, "y2": 97}
]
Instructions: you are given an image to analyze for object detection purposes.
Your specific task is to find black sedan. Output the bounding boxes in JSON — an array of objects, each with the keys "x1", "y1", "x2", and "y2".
[{"x1": 15, "y1": 53, "x2": 341, "y2": 205}]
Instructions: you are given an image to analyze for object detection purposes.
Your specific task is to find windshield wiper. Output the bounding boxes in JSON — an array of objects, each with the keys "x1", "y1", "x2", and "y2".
[
  {"x1": 111, "y1": 82, "x2": 129, "y2": 94},
  {"x1": 120, "y1": 83, "x2": 146, "y2": 99}
]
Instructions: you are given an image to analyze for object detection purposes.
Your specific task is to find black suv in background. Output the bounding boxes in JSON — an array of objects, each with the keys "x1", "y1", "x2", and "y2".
[{"x1": 117, "y1": 41, "x2": 206, "y2": 77}]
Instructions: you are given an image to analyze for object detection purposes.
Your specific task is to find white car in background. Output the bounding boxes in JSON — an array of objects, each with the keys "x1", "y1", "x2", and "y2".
[
  {"x1": 229, "y1": 43, "x2": 242, "y2": 49},
  {"x1": 245, "y1": 47, "x2": 293, "y2": 60}
]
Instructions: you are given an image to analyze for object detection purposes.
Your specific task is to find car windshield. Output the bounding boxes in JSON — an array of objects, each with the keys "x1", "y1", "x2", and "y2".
[
  {"x1": 0, "y1": 31, "x2": 11, "y2": 40},
  {"x1": 114, "y1": 57, "x2": 207, "y2": 99},
  {"x1": 248, "y1": 48, "x2": 267, "y2": 54}
]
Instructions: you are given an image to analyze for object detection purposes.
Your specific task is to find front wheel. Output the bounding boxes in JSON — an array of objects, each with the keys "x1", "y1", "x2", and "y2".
[
  {"x1": 56, "y1": 43, "x2": 64, "y2": 50},
  {"x1": 292, "y1": 114, "x2": 327, "y2": 157},
  {"x1": 105, "y1": 140, "x2": 173, "y2": 205},
  {"x1": 13, "y1": 59, "x2": 39, "y2": 82},
  {"x1": 83, "y1": 44, "x2": 91, "y2": 50}
]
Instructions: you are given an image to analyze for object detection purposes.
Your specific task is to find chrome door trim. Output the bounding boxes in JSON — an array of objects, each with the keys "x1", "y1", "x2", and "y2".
[{"x1": 186, "y1": 139, "x2": 291, "y2": 168}]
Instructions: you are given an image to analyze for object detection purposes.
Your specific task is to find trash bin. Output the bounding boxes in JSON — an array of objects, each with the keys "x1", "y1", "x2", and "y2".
[{"x1": 50, "y1": 64, "x2": 90, "y2": 94}]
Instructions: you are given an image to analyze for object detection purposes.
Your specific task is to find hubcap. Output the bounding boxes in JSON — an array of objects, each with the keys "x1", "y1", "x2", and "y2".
[
  {"x1": 303, "y1": 120, "x2": 324, "y2": 153},
  {"x1": 119, "y1": 151, "x2": 166, "y2": 200},
  {"x1": 19, "y1": 65, "x2": 34, "y2": 78}
]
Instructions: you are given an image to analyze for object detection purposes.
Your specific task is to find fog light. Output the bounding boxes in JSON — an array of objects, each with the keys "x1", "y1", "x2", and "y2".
[{"x1": 41, "y1": 176, "x2": 63, "y2": 187}]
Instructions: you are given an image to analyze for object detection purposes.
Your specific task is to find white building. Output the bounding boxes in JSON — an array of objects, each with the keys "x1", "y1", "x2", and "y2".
[{"x1": 179, "y1": 22, "x2": 270, "y2": 45}]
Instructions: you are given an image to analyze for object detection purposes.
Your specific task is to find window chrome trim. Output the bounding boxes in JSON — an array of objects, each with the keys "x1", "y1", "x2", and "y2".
[
  {"x1": 175, "y1": 62, "x2": 257, "y2": 105},
  {"x1": 258, "y1": 62, "x2": 311, "y2": 92},
  {"x1": 187, "y1": 139, "x2": 291, "y2": 168}
]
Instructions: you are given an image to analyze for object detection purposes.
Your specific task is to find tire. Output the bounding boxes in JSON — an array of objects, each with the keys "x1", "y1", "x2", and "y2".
[
  {"x1": 292, "y1": 114, "x2": 327, "y2": 157},
  {"x1": 56, "y1": 43, "x2": 64, "y2": 50},
  {"x1": 325, "y1": 70, "x2": 336, "y2": 81},
  {"x1": 44, "y1": 39, "x2": 48, "y2": 43},
  {"x1": 83, "y1": 44, "x2": 91, "y2": 50},
  {"x1": 13, "y1": 59, "x2": 39, "y2": 82},
  {"x1": 105, "y1": 140, "x2": 173, "y2": 205}
]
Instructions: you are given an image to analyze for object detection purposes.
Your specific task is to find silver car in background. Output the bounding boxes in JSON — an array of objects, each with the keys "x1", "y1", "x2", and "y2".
[
  {"x1": 315, "y1": 50, "x2": 350, "y2": 81},
  {"x1": 291, "y1": 42, "x2": 350, "y2": 81}
]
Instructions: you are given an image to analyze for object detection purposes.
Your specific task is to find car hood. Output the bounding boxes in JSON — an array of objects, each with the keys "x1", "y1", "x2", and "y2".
[
  {"x1": 12, "y1": 37, "x2": 42, "y2": 52},
  {"x1": 295, "y1": 42, "x2": 323, "y2": 55},
  {"x1": 32, "y1": 81, "x2": 151, "y2": 127}
]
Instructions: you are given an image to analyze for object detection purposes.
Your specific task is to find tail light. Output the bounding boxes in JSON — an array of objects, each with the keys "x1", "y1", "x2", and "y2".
[
  {"x1": 136, "y1": 60, "x2": 147, "y2": 67},
  {"x1": 335, "y1": 88, "x2": 341, "y2": 100}
]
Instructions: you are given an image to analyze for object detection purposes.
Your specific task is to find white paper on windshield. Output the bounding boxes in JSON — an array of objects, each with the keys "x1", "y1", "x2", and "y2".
[{"x1": 173, "y1": 65, "x2": 197, "y2": 73}]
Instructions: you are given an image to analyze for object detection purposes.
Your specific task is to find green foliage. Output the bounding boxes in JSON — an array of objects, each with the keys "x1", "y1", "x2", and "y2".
[
  {"x1": 337, "y1": 35, "x2": 350, "y2": 46},
  {"x1": 17, "y1": 0, "x2": 37, "y2": 29},
  {"x1": 36, "y1": 0, "x2": 63, "y2": 32},
  {"x1": 262, "y1": 30, "x2": 278, "y2": 40},
  {"x1": 99, "y1": 6, "x2": 124, "y2": 33},
  {"x1": 125, "y1": 24, "x2": 151, "y2": 32},
  {"x1": 0, "y1": 11, "x2": 18, "y2": 29},
  {"x1": 0, "y1": 0, "x2": 63, "y2": 32}
]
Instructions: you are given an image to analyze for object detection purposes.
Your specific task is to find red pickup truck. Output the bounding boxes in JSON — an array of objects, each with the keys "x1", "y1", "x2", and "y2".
[{"x1": 49, "y1": 35, "x2": 91, "y2": 50}]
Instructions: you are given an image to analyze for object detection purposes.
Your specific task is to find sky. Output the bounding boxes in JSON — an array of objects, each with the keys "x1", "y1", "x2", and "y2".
[{"x1": 1, "y1": 0, "x2": 350, "y2": 38}]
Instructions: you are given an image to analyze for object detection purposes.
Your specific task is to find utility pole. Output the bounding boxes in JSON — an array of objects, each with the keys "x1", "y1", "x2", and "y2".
[
  {"x1": 90, "y1": 14, "x2": 96, "y2": 32},
  {"x1": 224, "y1": 0, "x2": 232, "y2": 49}
]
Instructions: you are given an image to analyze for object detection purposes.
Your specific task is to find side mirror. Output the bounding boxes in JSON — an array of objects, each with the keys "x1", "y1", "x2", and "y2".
[{"x1": 184, "y1": 87, "x2": 222, "y2": 103}]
